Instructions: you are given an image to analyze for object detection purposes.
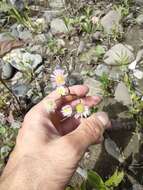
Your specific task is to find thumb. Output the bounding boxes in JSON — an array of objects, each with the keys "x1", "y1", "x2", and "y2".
[{"x1": 64, "y1": 112, "x2": 110, "y2": 154}]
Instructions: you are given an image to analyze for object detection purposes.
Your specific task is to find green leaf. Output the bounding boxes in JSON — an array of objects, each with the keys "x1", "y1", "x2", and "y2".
[
  {"x1": 105, "y1": 170, "x2": 124, "y2": 188},
  {"x1": 0, "y1": 126, "x2": 6, "y2": 135},
  {"x1": 95, "y1": 45, "x2": 105, "y2": 58},
  {"x1": 80, "y1": 181, "x2": 86, "y2": 190},
  {"x1": 87, "y1": 170, "x2": 107, "y2": 190}
]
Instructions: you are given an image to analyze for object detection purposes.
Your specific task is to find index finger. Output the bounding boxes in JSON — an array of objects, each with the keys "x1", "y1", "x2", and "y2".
[{"x1": 43, "y1": 85, "x2": 89, "y2": 110}]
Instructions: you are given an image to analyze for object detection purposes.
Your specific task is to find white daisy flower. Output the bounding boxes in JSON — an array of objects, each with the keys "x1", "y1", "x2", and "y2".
[
  {"x1": 61, "y1": 105, "x2": 73, "y2": 118},
  {"x1": 51, "y1": 68, "x2": 67, "y2": 88},
  {"x1": 44, "y1": 99, "x2": 56, "y2": 113},
  {"x1": 91, "y1": 16, "x2": 99, "y2": 24},
  {"x1": 74, "y1": 102, "x2": 90, "y2": 119},
  {"x1": 56, "y1": 86, "x2": 67, "y2": 96}
]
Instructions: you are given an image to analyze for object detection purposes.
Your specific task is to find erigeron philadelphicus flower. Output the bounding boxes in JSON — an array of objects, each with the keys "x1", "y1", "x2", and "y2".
[
  {"x1": 91, "y1": 16, "x2": 99, "y2": 24},
  {"x1": 74, "y1": 102, "x2": 90, "y2": 119},
  {"x1": 51, "y1": 68, "x2": 67, "y2": 88},
  {"x1": 56, "y1": 86, "x2": 67, "y2": 96},
  {"x1": 61, "y1": 105, "x2": 73, "y2": 118},
  {"x1": 44, "y1": 99, "x2": 57, "y2": 113}
]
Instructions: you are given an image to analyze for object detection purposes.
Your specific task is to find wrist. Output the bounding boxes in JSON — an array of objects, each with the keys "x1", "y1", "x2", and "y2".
[{"x1": 0, "y1": 153, "x2": 64, "y2": 190}]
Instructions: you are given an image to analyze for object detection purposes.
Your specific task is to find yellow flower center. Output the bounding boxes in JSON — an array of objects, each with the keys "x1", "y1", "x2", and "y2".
[
  {"x1": 76, "y1": 103, "x2": 85, "y2": 113},
  {"x1": 56, "y1": 87, "x2": 66, "y2": 95},
  {"x1": 63, "y1": 107, "x2": 71, "y2": 113},
  {"x1": 56, "y1": 75, "x2": 65, "y2": 85}
]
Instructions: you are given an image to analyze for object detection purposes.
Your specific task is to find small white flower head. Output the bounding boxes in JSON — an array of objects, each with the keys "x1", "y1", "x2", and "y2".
[
  {"x1": 74, "y1": 101, "x2": 90, "y2": 119},
  {"x1": 61, "y1": 105, "x2": 73, "y2": 118},
  {"x1": 56, "y1": 86, "x2": 67, "y2": 96},
  {"x1": 91, "y1": 16, "x2": 99, "y2": 24},
  {"x1": 51, "y1": 68, "x2": 67, "y2": 88},
  {"x1": 44, "y1": 99, "x2": 57, "y2": 113}
]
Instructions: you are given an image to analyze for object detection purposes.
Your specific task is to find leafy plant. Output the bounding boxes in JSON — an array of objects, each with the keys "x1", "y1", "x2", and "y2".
[
  {"x1": 63, "y1": 7, "x2": 96, "y2": 34},
  {"x1": 99, "y1": 73, "x2": 113, "y2": 96},
  {"x1": 67, "y1": 169, "x2": 124, "y2": 190},
  {"x1": 115, "y1": 51, "x2": 129, "y2": 66},
  {"x1": 114, "y1": 0, "x2": 130, "y2": 17},
  {"x1": 0, "y1": 1, "x2": 36, "y2": 31},
  {"x1": 0, "y1": 123, "x2": 18, "y2": 172},
  {"x1": 95, "y1": 45, "x2": 106, "y2": 59},
  {"x1": 105, "y1": 170, "x2": 124, "y2": 189},
  {"x1": 111, "y1": 24, "x2": 124, "y2": 41}
]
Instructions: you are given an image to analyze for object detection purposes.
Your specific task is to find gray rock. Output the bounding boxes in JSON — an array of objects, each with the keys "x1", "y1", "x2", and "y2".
[
  {"x1": 50, "y1": 18, "x2": 68, "y2": 35},
  {"x1": 30, "y1": 45, "x2": 46, "y2": 55},
  {"x1": 132, "y1": 184, "x2": 143, "y2": 190},
  {"x1": 109, "y1": 66, "x2": 125, "y2": 81},
  {"x1": 8, "y1": 0, "x2": 24, "y2": 10},
  {"x1": 114, "y1": 82, "x2": 132, "y2": 106},
  {"x1": 34, "y1": 34, "x2": 48, "y2": 44},
  {"x1": 84, "y1": 77, "x2": 102, "y2": 96},
  {"x1": 136, "y1": 14, "x2": 143, "y2": 25},
  {"x1": 11, "y1": 72, "x2": 23, "y2": 85},
  {"x1": 101, "y1": 10, "x2": 122, "y2": 34},
  {"x1": 49, "y1": 0, "x2": 65, "y2": 9},
  {"x1": 95, "y1": 64, "x2": 109, "y2": 77},
  {"x1": 68, "y1": 73, "x2": 83, "y2": 86},
  {"x1": 11, "y1": 24, "x2": 32, "y2": 40},
  {"x1": 43, "y1": 10, "x2": 63, "y2": 22},
  {"x1": 0, "y1": 33, "x2": 14, "y2": 42},
  {"x1": 1, "y1": 62, "x2": 15, "y2": 80},
  {"x1": 134, "y1": 0, "x2": 143, "y2": 6},
  {"x1": 92, "y1": 31, "x2": 101, "y2": 42},
  {"x1": 125, "y1": 26, "x2": 143, "y2": 53},
  {"x1": 77, "y1": 41, "x2": 86, "y2": 55},
  {"x1": 105, "y1": 137, "x2": 124, "y2": 163},
  {"x1": 18, "y1": 29, "x2": 32, "y2": 40},
  {"x1": 2, "y1": 49, "x2": 42, "y2": 72},
  {"x1": 123, "y1": 133, "x2": 140, "y2": 158},
  {"x1": 104, "y1": 44, "x2": 135, "y2": 65},
  {"x1": 12, "y1": 83, "x2": 30, "y2": 97}
]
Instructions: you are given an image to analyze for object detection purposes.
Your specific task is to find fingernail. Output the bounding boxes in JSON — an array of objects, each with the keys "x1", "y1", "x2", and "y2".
[
  {"x1": 93, "y1": 96, "x2": 102, "y2": 102},
  {"x1": 95, "y1": 112, "x2": 109, "y2": 128}
]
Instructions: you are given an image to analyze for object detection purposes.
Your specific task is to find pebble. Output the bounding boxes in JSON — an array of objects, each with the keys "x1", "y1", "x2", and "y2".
[
  {"x1": 136, "y1": 14, "x2": 143, "y2": 25},
  {"x1": 3, "y1": 49, "x2": 43, "y2": 72},
  {"x1": 48, "y1": 0, "x2": 65, "y2": 9},
  {"x1": 114, "y1": 82, "x2": 132, "y2": 106},
  {"x1": 50, "y1": 18, "x2": 68, "y2": 35},
  {"x1": 133, "y1": 69, "x2": 143, "y2": 79},
  {"x1": 1, "y1": 62, "x2": 15, "y2": 80},
  {"x1": 84, "y1": 77, "x2": 102, "y2": 96},
  {"x1": 95, "y1": 64, "x2": 109, "y2": 77},
  {"x1": 101, "y1": 10, "x2": 122, "y2": 34}
]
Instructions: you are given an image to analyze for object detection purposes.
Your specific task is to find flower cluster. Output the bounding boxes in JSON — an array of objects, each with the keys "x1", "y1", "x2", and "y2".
[
  {"x1": 49, "y1": 67, "x2": 90, "y2": 119},
  {"x1": 51, "y1": 67, "x2": 68, "y2": 96}
]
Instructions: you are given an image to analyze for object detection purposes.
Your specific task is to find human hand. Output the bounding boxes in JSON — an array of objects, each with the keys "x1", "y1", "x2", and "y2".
[{"x1": 0, "y1": 85, "x2": 110, "y2": 190}]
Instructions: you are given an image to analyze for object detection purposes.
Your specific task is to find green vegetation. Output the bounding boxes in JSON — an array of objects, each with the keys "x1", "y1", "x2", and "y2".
[
  {"x1": 114, "y1": 0, "x2": 130, "y2": 17},
  {"x1": 66, "y1": 170, "x2": 124, "y2": 190},
  {"x1": 99, "y1": 73, "x2": 113, "y2": 96},
  {"x1": 0, "y1": 123, "x2": 18, "y2": 172},
  {"x1": 0, "y1": 1, "x2": 40, "y2": 32}
]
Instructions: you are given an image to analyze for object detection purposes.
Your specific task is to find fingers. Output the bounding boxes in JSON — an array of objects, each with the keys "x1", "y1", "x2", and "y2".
[
  {"x1": 62, "y1": 112, "x2": 110, "y2": 154},
  {"x1": 40, "y1": 85, "x2": 89, "y2": 114},
  {"x1": 59, "y1": 96, "x2": 102, "y2": 135},
  {"x1": 48, "y1": 85, "x2": 89, "y2": 99}
]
